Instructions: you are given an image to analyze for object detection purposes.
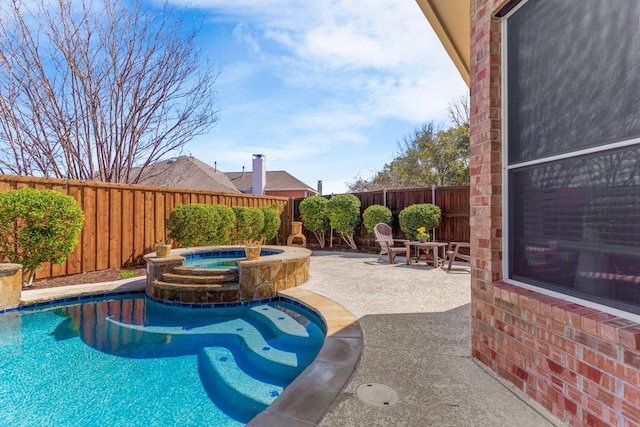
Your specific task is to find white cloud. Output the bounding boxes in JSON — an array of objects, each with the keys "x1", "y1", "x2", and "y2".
[{"x1": 231, "y1": 23, "x2": 262, "y2": 55}]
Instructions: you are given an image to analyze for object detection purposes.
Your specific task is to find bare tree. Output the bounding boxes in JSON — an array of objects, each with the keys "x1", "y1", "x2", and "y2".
[
  {"x1": 0, "y1": 0, "x2": 219, "y2": 182},
  {"x1": 447, "y1": 95, "x2": 469, "y2": 129}
]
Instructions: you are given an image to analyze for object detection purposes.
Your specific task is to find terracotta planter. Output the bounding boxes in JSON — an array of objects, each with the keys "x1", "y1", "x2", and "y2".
[
  {"x1": 291, "y1": 221, "x2": 303, "y2": 235},
  {"x1": 244, "y1": 245, "x2": 261, "y2": 260},
  {"x1": 155, "y1": 244, "x2": 172, "y2": 257},
  {"x1": 419, "y1": 238, "x2": 428, "y2": 243}
]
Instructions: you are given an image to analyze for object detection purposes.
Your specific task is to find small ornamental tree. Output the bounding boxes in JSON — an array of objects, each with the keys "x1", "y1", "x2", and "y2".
[
  {"x1": 362, "y1": 204, "x2": 393, "y2": 235},
  {"x1": 398, "y1": 203, "x2": 442, "y2": 241},
  {"x1": 260, "y1": 205, "x2": 281, "y2": 243},
  {"x1": 326, "y1": 193, "x2": 361, "y2": 250},
  {"x1": 298, "y1": 196, "x2": 329, "y2": 248},
  {"x1": 166, "y1": 204, "x2": 235, "y2": 246},
  {"x1": 232, "y1": 207, "x2": 265, "y2": 244},
  {"x1": 0, "y1": 188, "x2": 84, "y2": 286}
]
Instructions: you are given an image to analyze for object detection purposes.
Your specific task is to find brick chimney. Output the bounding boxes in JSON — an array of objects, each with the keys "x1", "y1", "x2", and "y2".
[{"x1": 252, "y1": 154, "x2": 266, "y2": 195}]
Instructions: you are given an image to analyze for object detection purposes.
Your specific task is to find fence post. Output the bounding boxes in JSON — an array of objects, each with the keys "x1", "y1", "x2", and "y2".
[{"x1": 432, "y1": 185, "x2": 437, "y2": 241}]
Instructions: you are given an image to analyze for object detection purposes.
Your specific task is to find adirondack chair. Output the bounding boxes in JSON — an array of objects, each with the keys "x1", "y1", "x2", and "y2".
[
  {"x1": 446, "y1": 242, "x2": 471, "y2": 270},
  {"x1": 374, "y1": 223, "x2": 408, "y2": 264}
]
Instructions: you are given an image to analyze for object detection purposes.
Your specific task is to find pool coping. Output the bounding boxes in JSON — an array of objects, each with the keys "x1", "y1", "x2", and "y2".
[{"x1": 17, "y1": 277, "x2": 363, "y2": 427}]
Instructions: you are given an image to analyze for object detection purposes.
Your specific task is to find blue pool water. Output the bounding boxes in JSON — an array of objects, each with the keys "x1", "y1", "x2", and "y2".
[
  {"x1": 0, "y1": 295, "x2": 325, "y2": 426},
  {"x1": 183, "y1": 249, "x2": 278, "y2": 269}
]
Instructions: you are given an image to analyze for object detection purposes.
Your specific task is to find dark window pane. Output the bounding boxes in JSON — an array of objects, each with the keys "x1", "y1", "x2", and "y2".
[
  {"x1": 507, "y1": 0, "x2": 640, "y2": 164},
  {"x1": 509, "y1": 147, "x2": 640, "y2": 312}
]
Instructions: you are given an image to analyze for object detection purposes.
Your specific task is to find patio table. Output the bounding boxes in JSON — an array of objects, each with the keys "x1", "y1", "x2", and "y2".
[{"x1": 404, "y1": 241, "x2": 448, "y2": 267}]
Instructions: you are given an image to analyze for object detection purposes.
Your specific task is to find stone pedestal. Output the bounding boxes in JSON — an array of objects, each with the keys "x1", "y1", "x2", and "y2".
[{"x1": 0, "y1": 264, "x2": 22, "y2": 311}]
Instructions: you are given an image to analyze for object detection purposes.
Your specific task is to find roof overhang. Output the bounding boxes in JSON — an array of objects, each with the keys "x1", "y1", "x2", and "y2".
[{"x1": 416, "y1": 0, "x2": 470, "y2": 87}]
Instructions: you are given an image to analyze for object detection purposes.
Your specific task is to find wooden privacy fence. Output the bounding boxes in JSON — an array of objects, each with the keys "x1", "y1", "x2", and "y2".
[
  {"x1": 293, "y1": 186, "x2": 470, "y2": 249},
  {"x1": 0, "y1": 175, "x2": 291, "y2": 280}
]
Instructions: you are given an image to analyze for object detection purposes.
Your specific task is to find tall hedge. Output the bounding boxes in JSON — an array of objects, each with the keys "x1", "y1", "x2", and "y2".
[
  {"x1": 166, "y1": 204, "x2": 236, "y2": 246},
  {"x1": 0, "y1": 188, "x2": 84, "y2": 285}
]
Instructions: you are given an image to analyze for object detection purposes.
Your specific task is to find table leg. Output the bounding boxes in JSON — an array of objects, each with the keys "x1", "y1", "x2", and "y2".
[{"x1": 406, "y1": 245, "x2": 410, "y2": 265}]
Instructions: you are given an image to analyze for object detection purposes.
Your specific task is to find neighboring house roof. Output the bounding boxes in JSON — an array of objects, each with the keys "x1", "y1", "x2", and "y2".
[
  {"x1": 225, "y1": 170, "x2": 318, "y2": 195},
  {"x1": 131, "y1": 156, "x2": 241, "y2": 193},
  {"x1": 416, "y1": 0, "x2": 470, "y2": 86}
]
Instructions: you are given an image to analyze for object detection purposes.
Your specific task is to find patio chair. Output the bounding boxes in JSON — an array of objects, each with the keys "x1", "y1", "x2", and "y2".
[
  {"x1": 374, "y1": 223, "x2": 408, "y2": 264},
  {"x1": 446, "y1": 242, "x2": 471, "y2": 270}
]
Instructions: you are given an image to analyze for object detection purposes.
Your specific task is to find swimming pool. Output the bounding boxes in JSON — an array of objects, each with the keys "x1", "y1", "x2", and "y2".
[{"x1": 0, "y1": 294, "x2": 325, "y2": 426}]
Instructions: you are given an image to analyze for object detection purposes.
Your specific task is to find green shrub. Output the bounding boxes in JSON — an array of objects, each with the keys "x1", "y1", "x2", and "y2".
[
  {"x1": 232, "y1": 206, "x2": 265, "y2": 243},
  {"x1": 326, "y1": 194, "x2": 361, "y2": 250},
  {"x1": 298, "y1": 196, "x2": 329, "y2": 248},
  {"x1": 260, "y1": 205, "x2": 281, "y2": 242},
  {"x1": 0, "y1": 188, "x2": 84, "y2": 285},
  {"x1": 166, "y1": 204, "x2": 235, "y2": 246},
  {"x1": 362, "y1": 204, "x2": 393, "y2": 235},
  {"x1": 398, "y1": 203, "x2": 442, "y2": 241}
]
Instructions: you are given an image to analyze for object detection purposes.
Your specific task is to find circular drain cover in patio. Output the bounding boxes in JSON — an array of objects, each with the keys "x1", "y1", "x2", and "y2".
[{"x1": 356, "y1": 383, "x2": 399, "y2": 407}]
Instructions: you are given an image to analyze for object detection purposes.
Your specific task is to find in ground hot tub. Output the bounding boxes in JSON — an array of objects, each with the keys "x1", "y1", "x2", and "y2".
[{"x1": 144, "y1": 245, "x2": 311, "y2": 306}]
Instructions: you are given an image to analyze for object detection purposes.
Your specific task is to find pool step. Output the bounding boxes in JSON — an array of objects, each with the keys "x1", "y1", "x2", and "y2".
[
  {"x1": 247, "y1": 304, "x2": 316, "y2": 346},
  {"x1": 198, "y1": 346, "x2": 284, "y2": 423},
  {"x1": 172, "y1": 266, "x2": 237, "y2": 277},
  {"x1": 161, "y1": 271, "x2": 238, "y2": 284}
]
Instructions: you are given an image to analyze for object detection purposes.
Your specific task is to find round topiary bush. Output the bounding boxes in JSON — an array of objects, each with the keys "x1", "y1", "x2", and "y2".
[
  {"x1": 166, "y1": 204, "x2": 236, "y2": 247},
  {"x1": 326, "y1": 193, "x2": 361, "y2": 250},
  {"x1": 232, "y1": 206, "x2": 265, "y2": 244},
  {"x1": 398, "y1": 203, "x2": 442, "y2": 241},
  {"x1": 0, "y1": 188, "x2": 84, "y2": 285},
  {"x1": 362, "y1": 204, "x2": 393, "y2": 235},
  {"x1": 298, "y1": 195, "x2": 329, "y2": 247}
]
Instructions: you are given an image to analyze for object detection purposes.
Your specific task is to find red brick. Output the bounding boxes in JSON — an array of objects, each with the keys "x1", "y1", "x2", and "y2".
[
  {"x1": 622, "y1": 399, "x2": 640, "y2": 425},
  {"x1": 566, "y1": 327, "x2": 619, "y2": 359},
  {"x1": 582, "y1": 312, "x2": 617, "y2": 337},
  {"x1": 535, "y1": 339, "x2": 564, "y2": 364},
  {"x1": 503, "y1": 311, "x2": 535, "y2": 335},
  {"x1": 566, "y1": 414, "x2": 589, "y2": 427},
  {"x1": 537, "y1": 328, "x2": 579, "y2": 355},
  {"x1": 600, "y1": 317, "x2": 636, "y2": 343},
  {"x1": 625, "y1": 383, "x2": 640, "y2": 406},
  {"x1": 624, "y1": 417, "x2": 640, "y2": 427},
  {"x1": 584, "y1": 378, "x2": 617, "y2": 408},
  {"x1": 583, "y1": 347, "x2": 617, "y2": 376},
  {"x1": 496, "y1": 364, "x2": 525, "y2": 390},
  {"x1": 537, "y1": 295, "x2": 570, "y2": 318},
  {"x1": 620, "y1": 326, "x2": 640, "y2": 351},
  {"x1": 547, "y1": 359, "x2": 564, "y2": 375},
  {"x1": 564, "y1": 397, "x2": 579, "y2": 417},
  {"x1": 584, "y1": 409, "x2": 617, "y2": 427},
  {"x1": 622, "y1": 351, "x2": 640, "y2": 377},
  {"x1": 565, "y1": 306, "x2": 600, "y2": 329}
]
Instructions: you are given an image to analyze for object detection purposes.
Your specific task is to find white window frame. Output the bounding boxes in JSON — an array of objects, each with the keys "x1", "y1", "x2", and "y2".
[{"x1": 500, "y1": 0, "x2": 640, "y2": 323}]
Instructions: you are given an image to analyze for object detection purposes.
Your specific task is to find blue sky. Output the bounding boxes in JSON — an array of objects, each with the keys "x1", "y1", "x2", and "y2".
[{"x1": 172, "y1": 1, "x2": 468, "y2": 194}]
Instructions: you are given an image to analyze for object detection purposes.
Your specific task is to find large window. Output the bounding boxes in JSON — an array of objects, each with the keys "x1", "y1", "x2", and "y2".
[{"x1": 504, "y1": 0, "x2": 640, "y2": 313}]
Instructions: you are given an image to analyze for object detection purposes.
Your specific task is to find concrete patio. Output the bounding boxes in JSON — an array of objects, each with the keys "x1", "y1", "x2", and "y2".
[{"x1": 299, "y1": 251, "x2": 564, "y2": 427}]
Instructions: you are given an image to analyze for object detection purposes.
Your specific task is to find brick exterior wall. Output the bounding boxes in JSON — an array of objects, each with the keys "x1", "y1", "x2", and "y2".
[
  {"x1": 265, "y1": 190, "x2": 310, "y2": 199},
  {"x1": 470, "y1": 1, "x2": 640, "y2": 425}
]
